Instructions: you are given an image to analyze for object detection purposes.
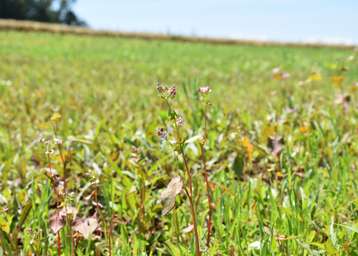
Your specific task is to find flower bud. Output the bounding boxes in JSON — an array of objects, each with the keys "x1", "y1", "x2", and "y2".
[
  {"x1": 176, "y1": 116, "x2": 184, "y2": 126},
  {"x1": 168, "y1": 86, "x2": 176, "y2": 98},
  {"x1": 157, "y1": 127, "x2": 168, "y2": 139},
  {"x1": 198, "y1": 86, "x2": 211, "y2": 94}
]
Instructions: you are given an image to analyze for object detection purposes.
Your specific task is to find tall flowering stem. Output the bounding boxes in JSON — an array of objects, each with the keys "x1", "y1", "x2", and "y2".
[
  {"x1": 51, "y1": 113, "x2": 74, "y2": 256},
  {"x1": 157, "y1": 84, "x2": 201, "y2": 256}
]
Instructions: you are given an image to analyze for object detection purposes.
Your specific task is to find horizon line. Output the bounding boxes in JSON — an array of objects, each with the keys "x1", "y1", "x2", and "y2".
[{"x1": 0, "y1": 19, "x2": 357, "y2": 50}]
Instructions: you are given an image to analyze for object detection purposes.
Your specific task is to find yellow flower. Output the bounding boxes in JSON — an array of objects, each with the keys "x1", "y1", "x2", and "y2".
[
  {"x1": 50, "y1": 113, "x2": 62, "y2": 122},
  {"x1": 242, "y1": 136, "x2": 253, "y2": 161},
  {"x1": 276, "y1": 171, "x2": 283, "y2": 178},
  {"x1": 331, "y1": 75, "x2": 344, "y2": 87},
  {"x1": 308, "y1": 72, "x2": 322, "y2": 82},
  {"x1": 350, "y1": 82, "x2": 358, "y2": 92},
  {"x1": 299, "y1": 126, "x2": 309, "y2": 134}
]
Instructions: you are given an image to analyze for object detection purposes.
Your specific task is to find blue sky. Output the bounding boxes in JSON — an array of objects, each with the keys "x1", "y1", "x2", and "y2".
[{"x1": 74, "y1": 0, "x2": 358, "y2": 44}]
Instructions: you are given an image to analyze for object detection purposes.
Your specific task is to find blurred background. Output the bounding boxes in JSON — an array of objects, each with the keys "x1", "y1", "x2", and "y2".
[{"x1": 1, "y1": 0, "x2": 357, "y2": 44}]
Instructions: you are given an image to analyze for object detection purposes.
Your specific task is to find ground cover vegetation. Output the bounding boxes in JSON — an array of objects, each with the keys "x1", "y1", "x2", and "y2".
[{"x1": 0, "y1": 31, "x2": 357, "y2": 255}]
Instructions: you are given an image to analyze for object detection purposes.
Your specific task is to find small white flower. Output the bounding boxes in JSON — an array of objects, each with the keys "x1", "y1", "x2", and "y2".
[
  {"x1": 40, "y1": 137, "x2": 50, "y2": 144},
  {"x1": 281, "y1": 72, "x2": 290, "y2": 80},
  {"x1": 272, "y1": 67, "x2": 281, "y2": 74},
  {"x1": 248, "y1": 241, "x2": 261, "y2": 250},
  {"x1": 176, "y1": 116, "x2": 184, "y2": 126},
  {"x1": 198, "y1": 86, "x2": 211, "y2": 94},
  {"x1": 54, "y1": 138, "x2": 63, "y2": 145},
  {"x1": 45, "y1": 167, "x2": 58, "y2": 176}
]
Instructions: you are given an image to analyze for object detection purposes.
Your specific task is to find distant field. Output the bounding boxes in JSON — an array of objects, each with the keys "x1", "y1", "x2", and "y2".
[
  {"x1": 0, "y1": 19, "x2": 356, "y2": 49},
  {"x1": 0, "y1": 31, "x2": 357, "y2": 255}
]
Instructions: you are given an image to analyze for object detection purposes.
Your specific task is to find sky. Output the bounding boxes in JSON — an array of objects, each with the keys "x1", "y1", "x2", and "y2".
[{"x1": 74, "y1": 0, "x2": 358, "y2": 44}]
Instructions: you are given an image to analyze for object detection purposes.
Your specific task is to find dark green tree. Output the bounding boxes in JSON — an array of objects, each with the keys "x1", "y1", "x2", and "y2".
[{"x1": 0, "y1": 0, "x2": 86, "y2": 26}]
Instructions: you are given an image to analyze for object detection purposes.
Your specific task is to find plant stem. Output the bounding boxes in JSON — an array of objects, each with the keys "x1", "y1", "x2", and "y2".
[
  {"x1": 164, "y1": 98, "x2": 201, "y2": 255},
  {"x1": 53, "y1": 126, "x2": 74, "y2": 256},
  {"x1": 57, "y1": 232, "x2": 61, "y2": 256},
  {"x1": 201, "y1": 102, "x2": 213, "y2": 248},
  {"x1": 201, "y1": 149, "x2": 213, "y2": 247},
  {"x1": 108, "y1": 213, "x2": 113, "y2": 256},
  {"x1": 180, "y1": 146, "x2": 201, "y2": 256}
]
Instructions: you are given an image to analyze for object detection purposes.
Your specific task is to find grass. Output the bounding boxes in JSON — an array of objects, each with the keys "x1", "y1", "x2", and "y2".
[{"x1": 0, "y1": 30, "x2": 357, "y2": 255}]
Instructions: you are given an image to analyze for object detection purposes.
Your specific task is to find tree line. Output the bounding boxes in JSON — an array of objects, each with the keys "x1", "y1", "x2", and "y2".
[{"x1": 0, "y1": 0, "x2": 86, "y2": 26}]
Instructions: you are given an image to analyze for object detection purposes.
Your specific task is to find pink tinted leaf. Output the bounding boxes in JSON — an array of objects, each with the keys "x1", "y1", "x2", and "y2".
[
  {"x1": 49, "y1": 211, "x2": 64, "y2": 234},
  {"x1": 73, "y1": 216, "x2": 99, "y2": 239},
  {"x1": 160, "y1": 176, "x2": 183, "y2": 215}
]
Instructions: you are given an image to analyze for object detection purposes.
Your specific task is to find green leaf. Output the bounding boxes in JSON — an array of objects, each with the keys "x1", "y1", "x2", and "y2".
[
  {"x1": 329, "y1": 217, "x2": 338, "y2": 249},
  {"x1": 232, "y1": 154, "x2": 245, "y2": 177},
  {"x1": 337, "y1": 224, "x2": 358, "y2": 233},
  {"x1": 0, "y1": 228, "x2": 13, "y2": 255},
  {"x1": 324, "y1": 240, "x2": 338, "y2": 255},
  {"x1": 166, "y1": 242, "x2": 180, "y2": 255}
]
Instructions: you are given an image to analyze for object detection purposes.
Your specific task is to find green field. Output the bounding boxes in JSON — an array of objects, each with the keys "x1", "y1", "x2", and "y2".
[{"x1": 0, "y1": 31, "x2": 357, "y2": 255}]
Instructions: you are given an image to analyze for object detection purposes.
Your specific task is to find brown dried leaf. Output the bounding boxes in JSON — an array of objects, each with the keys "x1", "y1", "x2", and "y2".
[
  {"x1": 49, "y1": 211, "x2": 64, "y2": 234},
  {"x1": 335, "y1": 94, "x2": 351, "y2": 113},
  {"x1": 267, "y1": 136, "x2": 284, "y2": 157},
  {"x1": 73, "y1": 216, "x2": 99, "y2": 239},
  {"x1": 49, "y1": 206, "x2": 78, "y2": 234},
  {"x1": 160, "y1": 176, "x2": 183, "y2": 215},
  {"x1": 59, "y1": 206, "x2": 78, "y2": 219}
]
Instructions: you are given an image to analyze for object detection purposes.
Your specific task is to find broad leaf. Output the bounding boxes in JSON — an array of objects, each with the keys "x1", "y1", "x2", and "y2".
[
  {"x1": 160, "y1": 176, "x2": 183, "y2": 215},
  {"x1": 73, "y1": 216, "x2": 99, "y2": 239}
]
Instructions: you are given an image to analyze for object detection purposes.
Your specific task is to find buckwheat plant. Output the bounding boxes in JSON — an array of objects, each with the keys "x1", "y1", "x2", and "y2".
[
  {"x1": 48, "y1": 112, "x2": 75, "y2": 255},
  {"x1": 156, "y1": 83, "x2": 201, "y2": 256}
]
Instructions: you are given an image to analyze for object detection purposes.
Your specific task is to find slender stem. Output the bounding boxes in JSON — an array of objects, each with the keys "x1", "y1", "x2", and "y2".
[
  {"x1": 164, "y1": 98, "x2": 201, "y2": 255},
  {"x1": 180, "y1": 146, "x2": 201, "y2": 256},
  {"x1": 108, "y1": 213, "x2": 113, "y2": 256},
  {"x1": 53, "y1": 125, "x2": 74, "y2": 256},
  {"x1": 94, "y1": 188, "x2": 100, "y2": 219},
  {"x1": 139, "y1": 178, "x2": 145, "y2": 223},
  {"x1": 201, "y1": 148, "x2": 213, "y2": 247},
  {"x1": 109, "y1": 177, "x2": 114, "y2": 256},
  {"x1": 57, "y1": 232, "x2": 61, "y2": 256},
  {"x1": 200, "y1": 102, "x2": 213, "y2": 247}
]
